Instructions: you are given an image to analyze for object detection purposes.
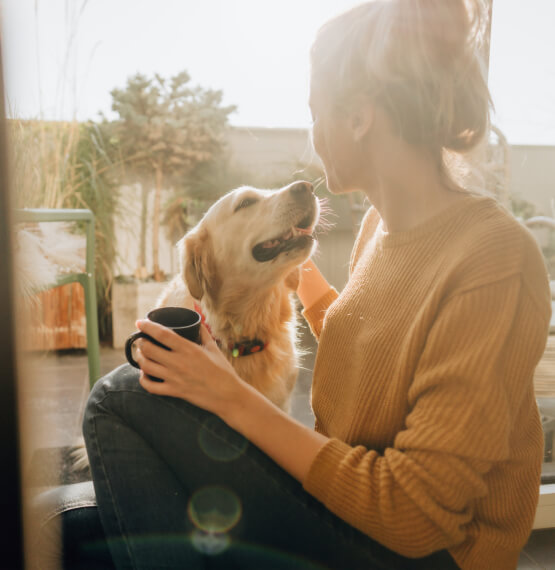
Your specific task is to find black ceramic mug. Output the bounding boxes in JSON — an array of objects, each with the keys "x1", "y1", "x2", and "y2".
[{"x1": 125, "y1": 306, "x2": 202, "y2": 382}]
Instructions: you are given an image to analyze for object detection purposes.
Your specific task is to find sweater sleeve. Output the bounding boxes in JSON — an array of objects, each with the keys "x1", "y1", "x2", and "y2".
[
  {"x1": 301, "y1": 288, "x2": 339, "y2": 340},
  {"x1": 303, "y1": 274, "x2": 549, "y2": 557},
  {"x1": 302, "y1": 207, "x2": 377, "y2": 340}
]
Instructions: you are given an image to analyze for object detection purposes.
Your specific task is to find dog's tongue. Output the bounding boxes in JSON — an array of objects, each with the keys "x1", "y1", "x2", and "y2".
[{"x1": 262, "y1": 239, "x2": 281, "y2": 249}]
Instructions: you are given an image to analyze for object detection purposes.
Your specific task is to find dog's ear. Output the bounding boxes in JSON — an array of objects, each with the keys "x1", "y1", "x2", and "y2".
[
  {"x1": 181, "y1": 230, "x2": 220, "y2": 301},
  {"x1": 182, "y1": 232, "x2": 205, "y2": 300},
  {"x1": 284, "y1": 267, "x2": 301, "y2": 291}
]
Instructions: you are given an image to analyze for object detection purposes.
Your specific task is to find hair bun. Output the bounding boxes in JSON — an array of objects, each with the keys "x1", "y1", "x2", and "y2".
[
  {"x1": 402, "y1": 0, "x2": 486, "y2": 66},
  {"x1": 391, "y1": 0, "x2": 491, "y2": 151}
]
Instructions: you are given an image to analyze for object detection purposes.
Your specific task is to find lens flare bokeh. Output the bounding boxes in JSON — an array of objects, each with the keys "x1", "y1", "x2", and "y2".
[{"x1": 187, "y1": 485, "x2": 242, "y2": 534}]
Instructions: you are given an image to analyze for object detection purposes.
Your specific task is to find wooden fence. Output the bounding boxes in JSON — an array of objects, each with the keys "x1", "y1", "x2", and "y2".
[{"x1": 23, "y1": 283, "x2": 86, "y2": 351}]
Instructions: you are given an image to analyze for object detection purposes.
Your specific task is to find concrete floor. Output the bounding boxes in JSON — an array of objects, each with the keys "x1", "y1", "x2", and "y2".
[{"x1": 19, "y1": 324, "x2": 555, "y2": 569}]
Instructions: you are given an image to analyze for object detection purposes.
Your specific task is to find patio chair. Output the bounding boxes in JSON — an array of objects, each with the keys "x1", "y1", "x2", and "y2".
[{"x1": 15, "y1": 208, "x2": 101, "y2": 388}]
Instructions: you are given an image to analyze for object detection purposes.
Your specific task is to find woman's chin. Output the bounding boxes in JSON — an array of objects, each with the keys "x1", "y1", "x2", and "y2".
[
  {"x1": 324, "y1": 175, "x2": 343, "y2": 194},
  {"x1": 326, "y1": 179, "x2": 357, "y2": 196}
]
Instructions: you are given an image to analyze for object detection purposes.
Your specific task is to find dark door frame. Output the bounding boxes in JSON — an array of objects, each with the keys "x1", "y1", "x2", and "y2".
[{"x1": 0, "y1": 38, "x2": 25, "y2": 569}]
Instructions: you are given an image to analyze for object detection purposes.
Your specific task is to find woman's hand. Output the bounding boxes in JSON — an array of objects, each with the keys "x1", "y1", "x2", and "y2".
[{"x1": 134, "y1": 319, "x2": 243, "y2": 417}]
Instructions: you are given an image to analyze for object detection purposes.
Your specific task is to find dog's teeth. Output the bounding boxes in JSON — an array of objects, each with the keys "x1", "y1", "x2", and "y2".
[
  {"x1": 283, "y1": 230, "x2": 293, "y2": 241},
  {"x1": 262, "y1": 239, "x2": 280, "y2": 248}
]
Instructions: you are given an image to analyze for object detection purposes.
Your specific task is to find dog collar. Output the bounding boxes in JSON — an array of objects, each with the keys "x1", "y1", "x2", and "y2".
[{"x1": 194, "y1": 302, "x2": 268, "y2": 358}]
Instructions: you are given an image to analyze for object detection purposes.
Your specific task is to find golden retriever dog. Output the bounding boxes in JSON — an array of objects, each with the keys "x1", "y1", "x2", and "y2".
[
  {"x1": 72, "y1": 180, "x2": 319, "y2": 471},
  {"x1": 157, "y1": 180, "x2": 320, "y2": 411}
]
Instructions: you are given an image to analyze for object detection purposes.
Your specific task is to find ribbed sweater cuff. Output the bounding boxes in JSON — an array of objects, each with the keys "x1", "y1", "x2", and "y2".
[
  {"x1": 301, "y1": 288, "x2": 338, "y2": 339},
  {"x1": 303, "y1": 438, "x2": 352, "y2": 503}
]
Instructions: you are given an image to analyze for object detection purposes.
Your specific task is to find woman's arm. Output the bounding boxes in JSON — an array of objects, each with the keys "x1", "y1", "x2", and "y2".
[
  {"x1": 134, "y1": 322, "x2": 329, "y2": 484},
  {"x1": 221, "y1": 375, "x2": 329, "y2": 483},
  {"x1": 297, "y1": 259, "x2": 339, "y2": 339},
  {"x1": 297, "y1": 259, "x2": 333, "y2": 310}
]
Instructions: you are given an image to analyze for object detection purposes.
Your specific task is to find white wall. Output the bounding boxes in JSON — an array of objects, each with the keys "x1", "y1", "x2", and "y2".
[
  {"x1": 227, "y1": 127, "x2": 319, "y2": 184},
  {"x1": 113, "y1": 184, "x2": 180, "y2": 278},
  {"x1": 509, "y1": 145, "x2": 555, "y2": 216}
]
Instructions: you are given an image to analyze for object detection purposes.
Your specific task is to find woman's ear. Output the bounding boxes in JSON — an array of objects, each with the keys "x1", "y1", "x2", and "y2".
[{"x1": 350, "y1": 97, "x2": 375, "y2": 142}]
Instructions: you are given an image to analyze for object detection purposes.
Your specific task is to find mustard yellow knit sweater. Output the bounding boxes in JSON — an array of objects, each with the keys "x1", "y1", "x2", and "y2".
[{"x1": 302, "y1": 194, "x2": 551, "y2": 570}]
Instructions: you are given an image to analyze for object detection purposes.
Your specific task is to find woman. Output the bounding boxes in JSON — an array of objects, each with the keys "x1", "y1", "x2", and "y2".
[{"x1": 62, "y1": 1, "x2": 550, "y2": 568}]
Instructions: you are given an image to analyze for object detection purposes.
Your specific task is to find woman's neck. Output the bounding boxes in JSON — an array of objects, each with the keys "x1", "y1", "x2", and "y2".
[
  {"x1": 362, "y1": 132, "x2": 466, "y2": 233},
  {"x1": 370, "y1": 177, "x2": 466, "y2": 235}
]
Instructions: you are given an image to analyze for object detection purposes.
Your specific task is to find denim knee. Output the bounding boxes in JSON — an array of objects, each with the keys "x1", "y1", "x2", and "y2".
[{"x1": 83, "y1": 364, "x2": 141, "y2": 439}]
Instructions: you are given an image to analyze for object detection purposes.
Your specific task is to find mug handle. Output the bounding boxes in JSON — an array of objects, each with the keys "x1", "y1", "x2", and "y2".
[{"x1": 125, "y1": 331, "x2": 147, "y2": 369}]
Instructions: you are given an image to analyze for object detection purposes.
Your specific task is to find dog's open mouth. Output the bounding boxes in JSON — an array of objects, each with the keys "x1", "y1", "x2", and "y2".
[{"x1": 252, "y1": 213, "x2": 315, "y2": 263}]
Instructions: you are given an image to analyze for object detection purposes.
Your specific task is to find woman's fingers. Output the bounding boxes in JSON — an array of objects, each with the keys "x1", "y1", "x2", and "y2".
[
  {"x1": 133, "y1": 320, "x2": 240, "y2": 411},
  {"x1": 139, "y1": 372, "x2": 174, "y2": 396},
  {"x1": 136, "y1": 337, "x2": 172, "y2": 364},
  {"x1": 135, "y1": 349, "x2": 170, "y2": 381}
]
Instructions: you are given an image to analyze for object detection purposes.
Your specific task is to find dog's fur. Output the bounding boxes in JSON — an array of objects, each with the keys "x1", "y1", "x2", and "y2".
[
  {"x1": 72, "y1": 181, "x2": 319, "y2": 470},
  {"x1": 158, "y1": 180, "x2": 319, "y2": 410}
]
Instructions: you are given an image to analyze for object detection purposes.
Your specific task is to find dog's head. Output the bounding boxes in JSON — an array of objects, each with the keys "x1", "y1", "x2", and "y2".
[{"x1": 180, "y1": 181, "x2": 319, "y2": 302}]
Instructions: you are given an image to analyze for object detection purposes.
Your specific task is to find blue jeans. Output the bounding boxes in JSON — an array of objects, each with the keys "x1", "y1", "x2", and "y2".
[{"x1": 79, "y1": 364, "x2": 458, "y2": 569}]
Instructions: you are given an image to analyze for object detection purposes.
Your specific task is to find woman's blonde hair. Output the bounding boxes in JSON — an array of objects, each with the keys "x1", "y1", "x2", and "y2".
[{"x1": 311, "y1": 0, "x2": 492, "y2": 159}]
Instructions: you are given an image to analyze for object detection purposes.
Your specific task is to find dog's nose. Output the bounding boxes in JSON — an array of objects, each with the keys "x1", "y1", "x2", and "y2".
[{"x1": 289, "y1": 181, "x2": 313, "y2": 198}]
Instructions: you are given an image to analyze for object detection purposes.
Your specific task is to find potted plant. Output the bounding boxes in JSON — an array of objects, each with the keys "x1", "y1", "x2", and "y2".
[{"x1": 105, "y1": 70, "x2": 236, "y2": 346}]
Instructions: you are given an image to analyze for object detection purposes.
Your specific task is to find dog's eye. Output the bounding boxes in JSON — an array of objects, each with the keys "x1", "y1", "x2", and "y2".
[{"x1": 234, "y1": 197, "x2": 258, "y2": 212}]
